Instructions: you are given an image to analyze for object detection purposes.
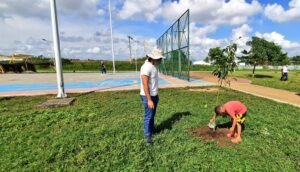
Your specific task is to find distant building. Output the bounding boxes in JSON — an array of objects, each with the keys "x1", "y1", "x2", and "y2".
[{"x1": 192, "y1": 60, "x2": 211, "y2": 65}]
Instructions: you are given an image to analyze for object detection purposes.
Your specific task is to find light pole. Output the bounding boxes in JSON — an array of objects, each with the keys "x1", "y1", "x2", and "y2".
[
  {"x1": 133, "y1": 40, "x2": 140, "y2": 73},
  {"x1": 230, "y1": 36, "x2": 242, "y2": 44},
  {"x1": 143, "y1": 40, "x2": 148, "y2": 54},
  {"x1": 129, "y1": 36, "x2": 140, "y2": 73},
  {"x1": 50, "y1": 0, "x2": 66, "y2": 98},
  {"x1": 41, "y1": 38, "x2": 55, "y2": 67},
  {"x1": 108, "y1": 0, "x2": 116, "y2": 73},
  {"x1": 230, "y1": 36, "x2": 242, "y2": 69},
  {"x1": 128, "y1": 36, "x2": 133, "y2": 63}
]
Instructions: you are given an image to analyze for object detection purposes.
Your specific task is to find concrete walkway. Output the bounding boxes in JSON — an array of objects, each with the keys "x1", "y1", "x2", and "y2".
[{"x1": 190, "y1": 72, "x2": 300, "y2": 108}]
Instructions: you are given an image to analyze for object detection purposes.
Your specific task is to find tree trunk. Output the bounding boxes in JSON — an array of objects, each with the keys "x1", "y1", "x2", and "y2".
[{"x1": 252, "y1": 65, "x2": 256, "y2": 78}]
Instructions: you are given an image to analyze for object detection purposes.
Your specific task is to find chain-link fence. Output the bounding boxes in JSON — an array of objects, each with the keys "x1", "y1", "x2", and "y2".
[{"x1": 157, "y1": 9, "x2": 190, "y2": 81}]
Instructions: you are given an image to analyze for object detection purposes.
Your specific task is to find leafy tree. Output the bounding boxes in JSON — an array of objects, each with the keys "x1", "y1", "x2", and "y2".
[
  {"x1": 205, "y1": 47, "x2": 223, "y2": 63},
  {"x1": 291, "y1": 56, "x2": 300, "y2": 65},
  {"x1": 239, "y1": 37, "x2": 288, "y2": 77},
  {"x1": 209, "y1": 44, "x2": 237, "y2": 86}
]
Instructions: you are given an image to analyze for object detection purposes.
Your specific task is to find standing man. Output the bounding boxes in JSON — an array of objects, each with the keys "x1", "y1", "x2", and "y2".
[
  {"x1": 140, "y1": 48, "x2": 165, "y2": 145},
  {"x1": 281, "y1": 65, "x2": 288, "y2": 81},
  {"x1": 100, "y1": 61, "x2": 106, "y2": 74}
]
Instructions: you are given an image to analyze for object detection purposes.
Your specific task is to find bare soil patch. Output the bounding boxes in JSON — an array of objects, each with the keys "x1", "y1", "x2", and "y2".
[{"x1": 189, "y1": 126, "x2": 232, "y2": 147}]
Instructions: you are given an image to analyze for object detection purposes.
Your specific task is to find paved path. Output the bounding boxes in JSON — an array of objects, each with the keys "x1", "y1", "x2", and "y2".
[{"x1": 190, "y1": 72, "x2": 300, "y2": 108}]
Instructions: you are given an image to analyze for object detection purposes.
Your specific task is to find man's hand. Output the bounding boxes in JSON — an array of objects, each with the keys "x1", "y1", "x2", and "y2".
[{"x1": 148, "y1": 100, "x2": 154, "y2": 109}]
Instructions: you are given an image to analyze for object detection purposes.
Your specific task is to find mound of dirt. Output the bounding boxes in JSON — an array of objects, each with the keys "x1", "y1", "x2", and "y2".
[{"x1": 189, "y1": 126, "x2": 232, "y2": 147}]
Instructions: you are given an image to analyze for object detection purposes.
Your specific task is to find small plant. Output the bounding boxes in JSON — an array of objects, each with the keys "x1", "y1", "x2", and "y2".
[{"x1": 208, "y1": 44, "x2": 237, "y2": 87}]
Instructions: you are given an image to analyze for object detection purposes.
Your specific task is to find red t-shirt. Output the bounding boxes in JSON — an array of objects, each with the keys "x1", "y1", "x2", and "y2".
[{"x1": 224, "y1": 101, "x2": 247, "y2": 119}]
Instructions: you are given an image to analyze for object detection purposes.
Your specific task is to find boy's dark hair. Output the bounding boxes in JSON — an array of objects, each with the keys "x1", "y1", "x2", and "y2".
[{"x1": 214, "y1": 105, "x2": 223, "y2": 116}]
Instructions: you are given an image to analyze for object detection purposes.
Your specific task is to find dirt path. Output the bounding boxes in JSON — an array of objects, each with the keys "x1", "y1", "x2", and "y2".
[{"x1": 190, "y1": 72, "x2": 300, "y2": 108}]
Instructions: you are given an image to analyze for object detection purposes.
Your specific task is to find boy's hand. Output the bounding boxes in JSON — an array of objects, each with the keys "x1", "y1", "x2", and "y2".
[
  {"x1": 209, "y1": 114, "x2": 216, "y2": 123},
  {"x1": 229, "y1": 127, "x2": 235, "y2": 133},
  {"x1": 227, "y1": 127, "x2": 235, "y2": 138}
]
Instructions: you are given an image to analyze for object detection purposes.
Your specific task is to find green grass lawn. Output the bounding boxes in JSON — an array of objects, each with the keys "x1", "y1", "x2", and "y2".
[
  {"x1": 229, "y1": 70, "x2": 300, "y2": 92},
  {"x1": 0, "y1": 88, "x2": 299, "y2": 171}
]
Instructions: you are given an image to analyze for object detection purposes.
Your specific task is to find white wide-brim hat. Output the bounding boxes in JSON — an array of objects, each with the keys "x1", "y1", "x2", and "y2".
[{"x1": 147, "y1": 47, "x2": 165, "y2": 59}]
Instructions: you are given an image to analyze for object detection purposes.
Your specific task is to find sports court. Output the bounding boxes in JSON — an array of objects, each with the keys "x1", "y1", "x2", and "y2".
[{"x1": 0, "y1": 72, "x2": 214, "y2": 97}]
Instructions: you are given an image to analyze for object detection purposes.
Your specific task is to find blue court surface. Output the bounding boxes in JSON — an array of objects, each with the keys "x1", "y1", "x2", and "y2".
[{"x1": 0, "y1": 77, "x2": 170, "y2": 92}]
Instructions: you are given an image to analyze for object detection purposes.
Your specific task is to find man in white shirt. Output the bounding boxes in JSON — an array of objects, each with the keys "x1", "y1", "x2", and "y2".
[
  {"x1": 140, "y1": 48, "x2": 165, "y2": 145},
  {"x1": 281, "y1": 65, "x2": 288, "y2": 81}
]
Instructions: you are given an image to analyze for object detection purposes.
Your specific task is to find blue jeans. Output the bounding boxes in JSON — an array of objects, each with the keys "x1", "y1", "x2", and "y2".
[{"x1": 140, "y1": 95, "x2": 159, "y2": 138}]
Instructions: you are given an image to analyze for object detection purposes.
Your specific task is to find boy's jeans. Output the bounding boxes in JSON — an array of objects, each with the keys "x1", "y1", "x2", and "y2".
[{"x1": 140, "y1": 95, "x2": 159, "y2": 138}]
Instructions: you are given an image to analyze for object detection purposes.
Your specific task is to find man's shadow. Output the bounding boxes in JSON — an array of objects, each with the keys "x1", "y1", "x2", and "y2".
[{"x1": 155, "y1": 111, "x2": 191, "y2": 134}]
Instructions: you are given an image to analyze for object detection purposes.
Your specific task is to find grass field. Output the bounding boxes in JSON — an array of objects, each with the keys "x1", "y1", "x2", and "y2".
[
  {"x1": 0, "y1": 88, "x2": 299, "y2": 171},
  {"x1": 230, "y1": 70, "x2": 300, "y2": 92}
]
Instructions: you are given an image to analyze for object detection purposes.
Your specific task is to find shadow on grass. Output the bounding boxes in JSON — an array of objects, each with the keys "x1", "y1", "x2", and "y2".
[
  {"x1": 216, "y1": 121, "x2": 245, "y2": 131},
  {"x1": 72, "y1": 84, "x2": 135, "y2": 98},
  {"x1": 155, "y1": 111, "x2": 191, "y2": 134},
  {"x1": 73, "y1": 90, "x2": 96, "y2": 98},
  {"x1": 248, "y1": 74, "x2": 274, "y2": 78},
  {"x1": 0, "y1": 97, "x2": 12, "y2": 102},
  {"x1": 216, "y1": 121, "x2": 232, "y2": 129}
]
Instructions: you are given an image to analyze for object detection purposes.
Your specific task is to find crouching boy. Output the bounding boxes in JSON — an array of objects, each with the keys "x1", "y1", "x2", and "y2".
[{"x1": 210, "y1": 101, "x2": 247, "y2": 143}]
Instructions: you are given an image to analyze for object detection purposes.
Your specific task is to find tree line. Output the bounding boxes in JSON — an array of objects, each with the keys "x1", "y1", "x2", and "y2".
[{"x1": 205, "y1": 37, "x2": 300, "y2": 77}]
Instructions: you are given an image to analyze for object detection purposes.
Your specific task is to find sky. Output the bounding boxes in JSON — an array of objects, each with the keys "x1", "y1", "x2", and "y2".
[{"x1": 0, "y1": 0, "x2": 300, "y2": 61}]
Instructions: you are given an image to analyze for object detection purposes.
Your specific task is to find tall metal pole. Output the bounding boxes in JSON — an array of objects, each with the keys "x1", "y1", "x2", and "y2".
[
  {"x1": 187, "y1": 9, "x2": 190, "y2": 81},
  {"x1": 108, "y1": 0, "x2": 116, "y2": 73},
  {"x1": 42, "y1": 38, "x2": 56, "y2": 69},
  {"x1": 134, "y1": 41, "x2": 138, "y2": 73},
  {"x1": 128, "y1": 36, "x2": 133, "y2": 63},
  {"x1": 50, "y1": 0, "x2": 66, "y2": 98}
]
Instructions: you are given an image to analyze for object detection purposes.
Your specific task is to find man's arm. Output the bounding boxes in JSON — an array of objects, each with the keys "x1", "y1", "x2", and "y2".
[{"x1": 141, "y1": 75, "x2": 154, "y2": 109}]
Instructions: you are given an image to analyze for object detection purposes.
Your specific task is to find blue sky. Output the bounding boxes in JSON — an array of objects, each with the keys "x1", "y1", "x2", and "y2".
[{"x1": 0, "y1": 0, "x2": 300, "y2": 61}]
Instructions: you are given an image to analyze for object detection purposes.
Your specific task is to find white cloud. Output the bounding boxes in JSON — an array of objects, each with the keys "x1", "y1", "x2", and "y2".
[
  {"x1": 57, "y1": 0, "x2": 100, "y2": 18},
  {"x1": 255, "y1": 31, "x2": 300, "y2": 56},
  {"x1": 255, "y1": 32, "x2": 300, "y2": 49},
  {"x1": 264, "y1": 0, "x2": 300, "y2": 22},
  {"x1": 190, "y1": 23, "x2": 217, "y2": 38},
  {"x1": 87, "y1": 47, "x2": 101, "y2": 54},
  {"x1": 231, "y1": 24, "x2": 252, "y2": 55},
  {"x1": 97, "y1": 9, "x2": 105, "y2": 16},
  {"x1": 0, "y1": 0, "x2": 158, "y2": 60},
  {"x1": 118, "y1": 0, "x2": 161, "y2": 22},
  {"x1": 0, "y1": 0, "x2": 49, "y2": 20},
  {"x1": 232, "y1": 24, "x2": 252, "y2": 40},
  {"x1": 214, "y1": 0, "x2": 262, "y2": 25},
  {"x1": 189, "y1": 23, "x2": 226, "y2": 59},
  {"x1": 0, "y1": 0, "x2": 100, "y2": 20},
  {"x1": 70, "y1": 49, "x2": 82, "y2": 54},
  {"x1": 190, "y1": 24, "x2": 254, "y2": 60},
  {"x1": 119, "y1": 0, "x2": 262, "y2": 26}
]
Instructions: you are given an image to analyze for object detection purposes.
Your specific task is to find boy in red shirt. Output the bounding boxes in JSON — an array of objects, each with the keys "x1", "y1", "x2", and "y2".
[{"x1": 209, "y1": 101, "x2": 247, "y2": 143}]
